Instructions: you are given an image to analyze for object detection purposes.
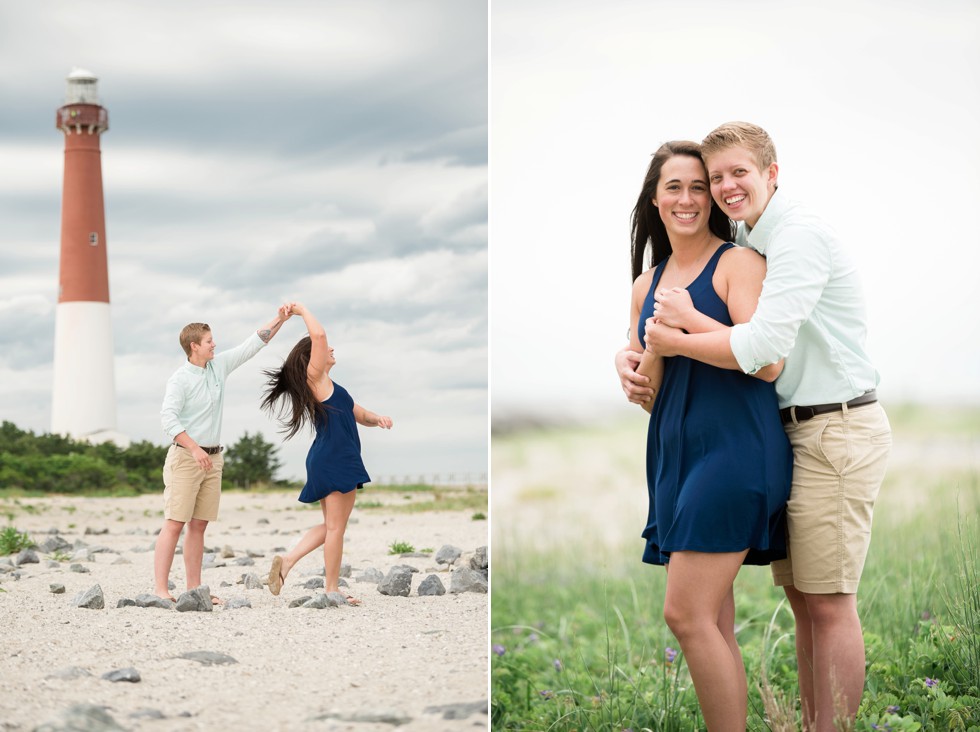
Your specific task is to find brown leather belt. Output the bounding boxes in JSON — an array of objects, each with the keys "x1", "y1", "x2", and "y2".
[
  {"x1": 780, "y1": 390, "x2": 877, "y2": 425},
  {"x1": 175, "y1": 443, "x2": 223, "y2": 455}
]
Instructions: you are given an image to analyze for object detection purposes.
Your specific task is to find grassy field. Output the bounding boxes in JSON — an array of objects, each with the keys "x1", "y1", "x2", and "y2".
[{"x1": 491, "y1": 405, "x2": 980, "y2": 731}]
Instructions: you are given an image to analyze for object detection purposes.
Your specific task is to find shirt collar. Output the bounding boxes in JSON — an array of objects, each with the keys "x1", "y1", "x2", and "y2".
[
  {"x1": 182, "y1": 360, "x2": 207, "y2": 375},
  {"x1": 741, "y1": 187, "x2": 789, "y2": 255}
]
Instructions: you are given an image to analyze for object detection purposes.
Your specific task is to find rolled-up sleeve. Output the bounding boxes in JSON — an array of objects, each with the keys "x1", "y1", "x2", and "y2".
[
  {"x1": 160, "y1": 375, "x2": 186, "y2": 439},
  {"x1": 731, "y1": 226, "x2": 832, "y2": 374}
]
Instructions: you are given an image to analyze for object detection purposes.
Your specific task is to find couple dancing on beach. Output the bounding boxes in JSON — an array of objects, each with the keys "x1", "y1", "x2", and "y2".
[
  {"x1": 616, "y1": 122, "x2": 891, "y2": 731},
  {"x1": 153, "y1": 302, "x2": 392, "y2": 607}
]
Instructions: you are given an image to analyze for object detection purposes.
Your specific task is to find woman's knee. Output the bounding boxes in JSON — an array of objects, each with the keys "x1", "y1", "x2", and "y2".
[{"x1": 663, "y1": 599, "x2": 703, "y2": 640}]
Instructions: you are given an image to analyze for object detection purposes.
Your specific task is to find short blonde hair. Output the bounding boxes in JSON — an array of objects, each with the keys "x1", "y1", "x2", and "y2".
[
  {"x1": 179, "y1": 323, "x2": 210, "y2": 357},
  {"x1": 702, "y1": 121, "x2": 777, "y2": 170}
]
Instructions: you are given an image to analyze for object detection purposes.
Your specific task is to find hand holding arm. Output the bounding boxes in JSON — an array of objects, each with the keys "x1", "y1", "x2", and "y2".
[
  {"x1": 626, "y1": 271, "x2": 663, "y2": 411},
  {"x1": 616, "y1": 347, "x2": 655, "y2": 404}
]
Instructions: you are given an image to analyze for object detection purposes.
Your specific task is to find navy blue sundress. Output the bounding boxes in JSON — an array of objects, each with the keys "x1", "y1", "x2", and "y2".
[
  {"x1": 297, "y1": 382, "x2": 371, "y2": 503},
  {"x1": 639, "y1": 243, "x2": 792, "y2": 566}
]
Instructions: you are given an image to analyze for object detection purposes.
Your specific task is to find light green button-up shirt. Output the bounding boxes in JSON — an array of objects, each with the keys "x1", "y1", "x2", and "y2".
[
  {"x1": 160, "y1": 332, "x2": 266, "y2": 446},
  {"x1": 729, "y1": 188, "x2": 880, "y2": 409}
]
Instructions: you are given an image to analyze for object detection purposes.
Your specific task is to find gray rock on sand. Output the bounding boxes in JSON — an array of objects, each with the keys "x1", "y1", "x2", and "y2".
[
  {"x1": 355, "y1": 567, "x2": 384, "y2": 584},
  {"x1": 302, "y1": 593, "x2": 346, "y2": 609},
  {"x1": 135, "y1": 594, "x2": 175, "y2": 609},
  {"x1": 176, "y1": 586, "x2": 213, "y2": 612},
  {"x1": 303, "y1": 577, "x2": 325, "y2": 590},
  {"x1": 34, "y1": 703, "x2": 125, "y2": 731},
  {"x1": 72, "y1": 585, "x2": 105, "y2": 609},
  {"x1": 243, "y1": 572, "x2": 263, "y2": 590},
  {"x1": 130, "y1": 709, "x2": 167, "y2": 721},
  {"x1": 37, "y1": 536, "x2": 70, "y2": 554},
  {"x1": 15, "y1": 548, "x2": 40, "y2": 566},
  {"x1": 233, "y1": 556, "x2": 255, "y2": 566},
  {"x1": 224, "y1": 597, "x2": 252, "y2": 610},
  {"x1": 449, "y1": 567, "x2": 488, "y2": 594},
  {"x1": 117, "y1": 598, "x2": 137, "y2": 607},
  {"x1": 470, "y1": 546, "x2": 488, "y2": 570},
  {"x1": 417, "y1": 575, "x2": 446, "y2": 596},
  {"x1": 50, "y1": 583, "x2": 66, "y2": 594},
  {"x1": 435, "y1": 544, "x2": 462, "y2": 566},
  {"x1": 102, "y1": 667, "x2": 141, "y2": 683},
  {"x1": 177, "y1": 651, "x2": 237, "y2": 665},
  {"x1": 289, "y1": 596, "x2": 312, "y2": 608},
  {"x1": 378, "y1": 566, "x2": 413, "y2": 597},
  {"x1": 69, "y1": 563, "x2": 90, "y2": 573},
  {"x1": 311, "y1": 709, "x2": 412, "y2": 725},
  {"x1": 220, "y1": 545, "x2": 235, "y2": 558},
  {"x1": 423, "y1": 700, "x2": 489, "y2": 720}
]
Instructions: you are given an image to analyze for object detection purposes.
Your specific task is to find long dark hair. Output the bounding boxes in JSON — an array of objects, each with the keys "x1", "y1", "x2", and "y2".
[
  {"x1": 630, "y1": 141, "x2": 735, "y2": 282},
  {"x1": 260, "y1": 335, "x2": 325, "y2": 440}
]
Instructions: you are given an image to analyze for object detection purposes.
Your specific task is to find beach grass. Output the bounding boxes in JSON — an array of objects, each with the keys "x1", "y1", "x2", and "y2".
[{"x1": 491, "y1": 406, "x2": 980, "y2": 731}]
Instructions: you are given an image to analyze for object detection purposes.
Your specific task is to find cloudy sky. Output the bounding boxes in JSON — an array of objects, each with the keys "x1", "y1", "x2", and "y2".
[
  {"x1": 491, "y1": 0, "x2": 980, "y2": 419},
  {"x1": 0, "y1": 1, "x2": 487, "y2": 483}
]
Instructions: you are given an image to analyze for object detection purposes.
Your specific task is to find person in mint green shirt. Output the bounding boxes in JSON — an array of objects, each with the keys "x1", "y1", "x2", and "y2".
[
  {"x1": 154, "y1": 304, "x2": 292, "y2": 604},
  {"x1": 617, "y1": 122, "x2": 891, "y2": 731}
]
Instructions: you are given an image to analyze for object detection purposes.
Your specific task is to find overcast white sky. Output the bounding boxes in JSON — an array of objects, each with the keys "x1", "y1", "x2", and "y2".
[
  {"x1": 0, "y1": 1, "x2": 487, "y2": 483},
  {"x1": 491, "y1": 0, "x2": 980, "y2": 420}
]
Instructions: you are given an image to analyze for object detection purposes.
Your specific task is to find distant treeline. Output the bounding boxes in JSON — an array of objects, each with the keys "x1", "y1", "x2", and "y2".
[{"x1": 0, "y1": 422, "x2": 286, "y2": 494}]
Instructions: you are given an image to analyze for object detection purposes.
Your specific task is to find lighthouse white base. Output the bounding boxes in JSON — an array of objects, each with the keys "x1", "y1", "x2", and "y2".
[{"x1": 51, "y1": 301, "x2": 123, "y2": 444}]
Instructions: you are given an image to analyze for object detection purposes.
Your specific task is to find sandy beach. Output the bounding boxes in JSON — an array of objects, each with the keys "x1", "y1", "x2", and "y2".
[{"x1": 0, "y1": 490, "x2": 488, "y2": 732}]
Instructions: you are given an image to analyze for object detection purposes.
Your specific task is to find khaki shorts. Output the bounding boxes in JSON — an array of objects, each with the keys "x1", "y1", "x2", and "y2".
[
  {"x1": 771, "y1": 402, "x2": 891, "y2": 594},
  {"x1": 162, "y1": 445, "x2": 224, "y2": 523}
]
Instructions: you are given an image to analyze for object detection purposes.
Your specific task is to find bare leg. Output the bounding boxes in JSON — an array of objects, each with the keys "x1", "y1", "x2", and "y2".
[
  {"x1": 153, "y1": 519, "x2": 184, "y2": 599},
  {"x1": 784, "y1": 585, "x2": 816, "y2": 731},
  {"x1": 717, "y1": 585, "x2": 748, "y2": 723},
  {"x1": 805, "y1": 592, "x2": 864, "y2": 732},
  {"x1": 280, "y1": 524, "x2": 328, "y2": 580},
  {"x1": 664, "y1": 551, "x2": 748, "y2": 732},
  {"x1": 322, "y1": 490, "x2": 356, "y2": 593},
  {"x1": 183, "y1": 518, "x2": 208, "y2": 590}
]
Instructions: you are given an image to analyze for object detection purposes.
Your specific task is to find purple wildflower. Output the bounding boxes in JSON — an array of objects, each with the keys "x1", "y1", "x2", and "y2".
[
  {"x1": 665, "y1": 647, "x2": 678, "y2": 663},
  {"x1": 925, "y1": 677, "x2": 938, "y2": 688},
  {"x1": 539, "y1": 690, "x2": 555, "y2": 700},
  {"x1": 492, "y1": 644, "x2": 505, "y2": 657},
  {"x1": 886, "y1": 705, "x2": 900, "y2": 714},
  {"x1": 528, "y1": 633, "x2": 539, "y2": 643},
  {"x1": 553, "y1": 659, "x2": 563, "y2": 671}
]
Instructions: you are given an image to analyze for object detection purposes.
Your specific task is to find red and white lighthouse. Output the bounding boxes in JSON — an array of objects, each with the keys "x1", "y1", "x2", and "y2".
[{"x1": 51, "y1": 68, "x2": 124, "y2": 445}]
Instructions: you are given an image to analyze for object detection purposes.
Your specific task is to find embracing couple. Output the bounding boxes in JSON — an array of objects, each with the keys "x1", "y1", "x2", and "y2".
[
  {"x1": 153, "y1": 302, "x2": 392, "y2": 608},
  {"x1": 617, "y1": 122, "x2": 892, "y2": 731}
]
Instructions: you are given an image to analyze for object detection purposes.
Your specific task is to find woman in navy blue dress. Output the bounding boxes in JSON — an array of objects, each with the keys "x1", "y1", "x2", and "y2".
[
  {"x1": 626, "y1": 141, "x2": 791, "y2": 730},
  {"x1": 260, "y1": 302, "x2": 392, "y2": 604}
]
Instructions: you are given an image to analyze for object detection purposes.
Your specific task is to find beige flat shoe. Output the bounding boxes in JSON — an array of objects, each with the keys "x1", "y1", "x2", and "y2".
[{"x1": 268, "y1": 555, "x2": 284, "y2": 596}]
